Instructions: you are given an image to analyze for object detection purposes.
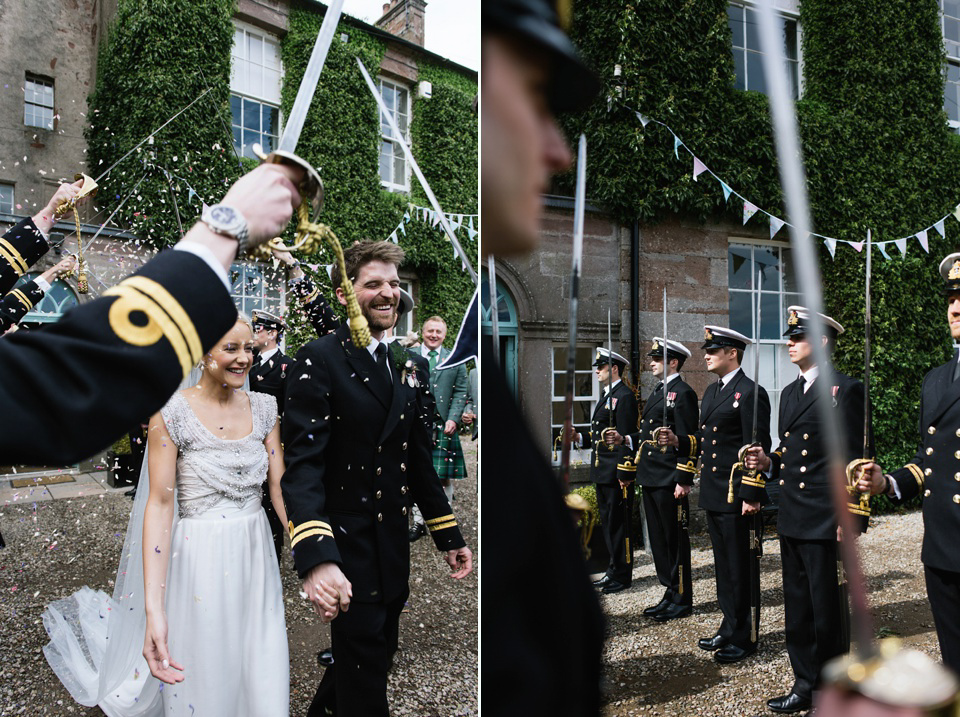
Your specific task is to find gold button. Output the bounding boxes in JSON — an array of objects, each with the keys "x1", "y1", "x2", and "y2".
[
  {"x1": 799, "y1": 482, "x2": 805, "y2": 489},
  {"x1": 376, "y1": 490, "x2": 382, "y2": 499},
  {"x1": 955, "y1": 427, "x2": 960, "y2": 438},
  {"x1": 402, "y1": 442, "x2": 407, "y2": 450},
  {"x1": 712, "y1": 440, "x2": 717, "y2": 445},
  {"x1": 401, "y1": 463, "x2": 406, "y2": 472},
  {"x1": 377, "y1": 467, "x2": 382, "y2": 475},
  {"x1": 713, "y1": 427, "x2": 718, "y2": 432},
  {"x1": 926, "y1": 468, "x2": 933, "y2": 476},
  {"x1": 785, "y1": 431, "x2": 790, "y2": 437},
  {"x1": 702, "y1": 424, "x2": 706, "y2": 430},
  {"x1": 803, "y1": 433, "x2": 809, "y2": 440},
  {"x1": 927, "y1": 447, "x2": 934, "y2": 455},
  {"x1": 954, "y1": 495, "x2": 960, "y2": 504},
  {"x1": 401, "y1": 485, "x2": 408, "y2": 494},
  {"x1": 924, "y1": 490, "x2": 931, "y2": 497},
  {"x1": 955, "y1": 473, "x2": 960, "y2": 481},
  {"x1": 802, "y1": 450, "x2": 808, "y2": 456},
  {"x1": 800, "y1": 466, "x2": 807, "y2": 473},
  {"x1": 955, "y1": 450, "x2": 960, "y2": 460},
  {"x1": 929, "y1": 426, "x2": 937, "y2": 435},
  {"x1": 712, "y1": 453, "x2": 717, "y2": 459},
  {"x1": 402, "y1": 506, "x2": 408, "y2": 515},
  {"x1": 780, "y1": 479, "x2": 785, "y2": 485},
  {"x1": 377, "y1": 446, "x2": 382, "y2": 453},
  {"x1": 712, "y1": 466, "x2": 718, "y2": 472},
  {"x1": 377, "y1": 513, "x2": 383, "y2": 521},
  {"x1": 783, "y1": 447, "x2": 788, "y2": 453}
]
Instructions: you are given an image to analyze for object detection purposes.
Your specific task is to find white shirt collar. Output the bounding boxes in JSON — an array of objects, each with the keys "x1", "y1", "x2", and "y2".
[
  {"x1": 421, "y1": 344, "x2": 443, "y2": 358},
  {"x1": 719, "y1": 366, "x2": 741, "y2": 387},
  {"x1": 800, "y1": 365, "x2": 819, "y2": 390},
  {"x1": 603, "y1": 379, "x2": 622, "y2": 395},
  {"x1": 663, "y1": 372, "x2": 681, "y2": 386},
  {"x1": 258, "y1": 346, "x2": 280, "y2": 364},
  {"x1": 366, "y1": 336, "x2": 383, "y2": 359}
]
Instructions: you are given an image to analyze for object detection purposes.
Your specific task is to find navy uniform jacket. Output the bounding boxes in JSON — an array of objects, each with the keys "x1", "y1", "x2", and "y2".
[
  {"x1": 631, "y1": 378, "x2": 699, "y2": 488},
  {"x1": 889, "y1": 358, "x2": 960, "y2": 573},
  {"x1": 0, "y1": 220, "x2": 237, "y2": 464},
  {"x1": 0, "y1": 279, "x2": 45, "y2": 333},
  {"x1": 282, "y1": 323, "x2": 465, "y2": 602},
  {"x1": 768, "y1": 371, "x2": 866, "y2": 540},
  {"x1": 677, "y1": 370, "x2": 772, "y2": 513},
  {"x1": 581, "y1": 381, "x2": 639, "y2": 485},
  {"x1": 250, "y1": 349, "x2": 295, "y2": 412}
]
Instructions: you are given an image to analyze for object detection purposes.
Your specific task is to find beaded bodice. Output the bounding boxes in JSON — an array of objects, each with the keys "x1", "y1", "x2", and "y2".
[{"x1": 161, "y1": 390, "x2": 278, "y2": 518}]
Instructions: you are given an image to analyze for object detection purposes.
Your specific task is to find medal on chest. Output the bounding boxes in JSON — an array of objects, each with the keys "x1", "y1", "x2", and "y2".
[
  {"x1": 666, "y1": 391, "x2": 676, "y2": 408},
  {"x1": 733, "y1": 391, "x2": 741, "y2": 409},
  {"x1": 832, "y1": 385, "x2": 839, "y2": 407}
]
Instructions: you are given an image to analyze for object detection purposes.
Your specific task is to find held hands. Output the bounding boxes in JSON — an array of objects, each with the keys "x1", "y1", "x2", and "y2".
[
  {"x1": 221, "y1": 164, "x2": 304, "y2": 246},
  {"x1": 143, "y1": 612, "x2": 185, "y2": 684},
  {"x1": 444, "y1": 546, "x2": 473, "y2": 580},
  {"x1": 461, "y1": 411, "x2": 475, "y2": 426},
  {"x1": 34, "y1": 178, "x2": 87, "y2": 234},
  {"x1": 53, "y1": 254, "x2": 77, "y2": 276},
  {"x1": 443, "y1": 420, "x2": 458, "y2": 436},
  {"x1": 302, "y1": 562, "x2": 353, "y2": 624},
  {"x1": 657, "y1": 427, "x2": 679, "y2": 448},
  {"x1": 743, "y1": 445, "x2": 771, "y2": 473},
  {"x1": 856, "y1": 461, "x2": 887, "y2": 495}
]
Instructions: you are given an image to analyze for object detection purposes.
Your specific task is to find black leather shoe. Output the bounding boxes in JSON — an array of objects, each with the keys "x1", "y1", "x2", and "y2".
[
  {"x1": 643, "y1": 598, "x2": 670, "y2": 616},
  {"x1": 125, "y1": 487, "x2": 137, "y2": 498},
  {"x1": 592, "y1": 575, "x2": 613, "y2": 588},
  {"x1": 652, "y1": 602, "x2": 692, "y2": 622},
  {"x1": 316, "y1": 648, "x2": 334, "y2": 668},
  {"x1": 601, "y1": 579, "x2": 630, "y2": 594},
  {"x1": 713, "y1": 643, "x2": 756, "y2": 664},
  {"x1": 408, "y1": 523, "x2": 426, "y2": 542},
  {"x1": 697, "y1": 634, "x2": 728, "y2": 651},
  {"x1": 767, "y1": 692, "x2": 812, "y2": 714}
]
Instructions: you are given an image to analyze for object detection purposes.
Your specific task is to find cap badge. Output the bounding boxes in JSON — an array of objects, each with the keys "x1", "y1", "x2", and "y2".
[
  {"x1": 949, "y1": 260, "x2": 960, "y2": 281},
  {"x1": 651, "y1": 339, "x2": 660, "y2": 351},
  {"x1": 788, "y1": 311, "x2": 799, "y2": 326},
  {"x1": 704, "y1": 328, "x2": 714, "y2": 341}
]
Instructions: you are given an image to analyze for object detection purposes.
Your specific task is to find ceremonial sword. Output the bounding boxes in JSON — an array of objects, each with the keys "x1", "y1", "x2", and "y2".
[
  {"x1": 748, "y1": 270, "x2": 762, "y2": 643},
  {"x1": 558, "y1": 135, "x2": 588, "y2": 491},
  {"x1": 597, "y1": 308, "x2": 614, "y2": 467}
]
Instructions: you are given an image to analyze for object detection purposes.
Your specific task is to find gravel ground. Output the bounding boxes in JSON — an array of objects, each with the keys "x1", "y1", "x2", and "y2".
[
  {"x1": 0, "y1": 439, "x2": 478, "y2": 716},
  {"x1": 597, "y1": 510, "x2": 936, "y2": 716}
]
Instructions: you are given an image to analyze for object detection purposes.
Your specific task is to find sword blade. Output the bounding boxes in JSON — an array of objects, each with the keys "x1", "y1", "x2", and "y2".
[
  {"x1": 558, "y1": 135, "x2": 588, "y2": 490},
  {"x1": 752, "y1": 269, "x2": 762, "y2": 444},
  {"x1": 277, "y1": 0, "x2": 346, "y2": 154},
  {"x1": 864, "y1": 230, "x2": 872, "y2": 459},
  {"x1": 607, "y1": 308, "x2": 614, "y2": 431},
  {"x1": 662, "y1": 286, "x2": 668, "y2": 432}
]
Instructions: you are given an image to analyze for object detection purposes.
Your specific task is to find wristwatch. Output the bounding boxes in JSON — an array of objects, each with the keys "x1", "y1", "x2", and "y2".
[{"x1": 201, "y1": 204, "x2": 249, "y2": 255}]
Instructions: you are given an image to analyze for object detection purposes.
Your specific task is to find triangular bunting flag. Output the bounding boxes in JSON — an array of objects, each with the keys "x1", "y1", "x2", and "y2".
[
  {"x1": 743, "y1": 201, "x2": 759, "y2": 225},
  {"x1": 432, "y1": 211, "x2": 441, "y2": 228},
  {"x1": 673, "y1": 135, "x2": 681, "y2": 159},
  {"x1": 399, "y1": 222, "x2": 406, "y2": 236},
  {"x1": 403, "y1": 211, "x2": 411, "y2": 223},
  {"x1": 636, "y1": 112, "x2": 650, "y2": 127},
  {"x1": 692, "y1": 157, "x2": 708, "y2": 181},
  {"x1": 769, "y1": 216, "x2": 785, "y2": 239},
  {"x1": 389, "y1": 232, "x2": 398, "y2": 244},
  {"x1": 825, "y1": 238, "x2": 837, "y2": 259},
  {"x1": 935, "y1": 218, "x2": 946, "y2": 238},
  {"x1": 849, "y1": 241, "x2": 864, "y2": 253},
  {"x1": 916, "y1": 229, "x2": 929, "y2": 252},
  {"x1": 720, "y1": 181, "x2": 732, "y2": 202},
  {"x1": 469, "y1": 216, "x2": 475, "y2": 233},
  {"x1": 895, "y1": 238, "x2": 908, "y2": 256},
  {"x1": 468, "y1": 227, "x2": 478, "y2": 240},
  {"x1": 953, "y1": 204, "x2": 960, "y2": 224},
  {"x1": 878, "y1": 243, "x2": 892, "y2": 260}
]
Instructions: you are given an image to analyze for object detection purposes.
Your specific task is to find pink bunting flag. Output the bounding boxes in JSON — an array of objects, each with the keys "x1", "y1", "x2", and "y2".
[
  {"x1": 916, "y1": 229, "x2": 929, "y2": 252},
  {"x1": 769, "y1": 216, "x2": 785, "y2": 239},
  {"x1": 692, "y1": 157, "x2": 708, "y2": 182},
  {"x1": 742, "y1": 201, "x2": 759, "y2": 225},
  {"x1": 848, "y1": 241, "x2": 864, "y2": 252}
]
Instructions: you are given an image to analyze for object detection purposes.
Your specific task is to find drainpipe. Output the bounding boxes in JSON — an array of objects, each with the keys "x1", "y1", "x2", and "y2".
[{"x1": 630, "y1": 219, "x2": 640, "y2": 381}]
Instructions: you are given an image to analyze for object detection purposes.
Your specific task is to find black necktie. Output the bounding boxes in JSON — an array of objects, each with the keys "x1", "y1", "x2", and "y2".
[
  {"x1": 798, "y1": 375, "x2": 807, "y2": 393},
  {"x1": 655, "y1": 381, "x2": 663, "y2": 393},
  {"x1": 375, "y1": 343, "x2": 391, "y2": 383}
]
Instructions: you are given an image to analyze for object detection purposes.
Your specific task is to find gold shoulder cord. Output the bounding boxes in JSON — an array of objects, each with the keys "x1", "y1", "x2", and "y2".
[{"x1": 54, "y1": 174, "x2": 99, "y2": 295}]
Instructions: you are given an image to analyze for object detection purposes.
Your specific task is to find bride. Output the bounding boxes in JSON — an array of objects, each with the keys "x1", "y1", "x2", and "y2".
[{"x1": 43, "y1": 315, "x2": 289, "y2": 716}]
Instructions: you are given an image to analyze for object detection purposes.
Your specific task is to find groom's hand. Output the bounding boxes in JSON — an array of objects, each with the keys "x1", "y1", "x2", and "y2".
[
  {"x1": 303, "y1": 562, "x2": 352, "y2": 623},
  {"x1": 445, "y1": 546, "x2": 473, "y2": 580}
]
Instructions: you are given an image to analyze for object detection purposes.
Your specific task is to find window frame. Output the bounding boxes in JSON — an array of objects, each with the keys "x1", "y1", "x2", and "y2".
[
  {"x1": 941, "y1": 1, "x2": 960, "y2": 132},
  {"x1": 24, "y1": 74, "x2": 55, "y2": 131},
  {"x1": 728, "y1": 1, "x2": 803, "y2": 100},
  {"x1": 550, "y1": 344, "x2": 600, "y2": 466},
  {"x1": 377, "y1": 77, "x2": 412, "y2": 193},
  {"x1": 0, "y1": 183, "x2": 13, "y2": 215},
  {"x1": 229, "y1": 261, "x2": 286, "y2": 321},
  {"x1": 230, "y1": 21, "x2": 283, "y2": 160}
]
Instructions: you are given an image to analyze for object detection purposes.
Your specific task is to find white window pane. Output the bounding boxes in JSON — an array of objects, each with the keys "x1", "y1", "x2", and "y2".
[
  {"x1": 263, "y1": 68, "x2": 282, "y2": 103},
  {"x1": 379, "y1": 141, "x2": 392, "y2": 182},
  {"x1": 263, "y1": 39, "x2": 281, "y2": 69},
  {"x1": 0, "y1": 185, "x2": 13, "y2": 214},
  {"x1": 248, "y1": 34, "x2": 263, "y2": 66},
  {"x1": 233, "y1": 29, "x2": 245, "y2": 57},
  {"x1": 393, "y1": 150, "x2": 405, "y2": 186},
  {"x1": 383, "y1": 84, "x2": 396, "y2": 111},
  {"x1": 246, "y1": 69, "x2": 262, "y2": 100},
  {"x1": 231, "y1": 59, "x2": 249, "y2": 93}
]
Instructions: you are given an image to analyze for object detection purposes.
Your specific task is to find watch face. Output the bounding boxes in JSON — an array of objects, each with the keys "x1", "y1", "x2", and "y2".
[{"x1": 210, "y1": 205, "x2": 238, "y2": 225}]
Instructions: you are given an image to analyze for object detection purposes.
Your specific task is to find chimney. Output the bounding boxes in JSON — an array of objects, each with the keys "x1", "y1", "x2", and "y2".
[{"x1": 375, "y1": 0, "x2": 426, "y2": 47}]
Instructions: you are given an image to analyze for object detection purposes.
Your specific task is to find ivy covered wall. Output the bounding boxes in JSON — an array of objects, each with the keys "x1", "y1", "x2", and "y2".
[
  {"x1": 87, "y1": 0, "x2": 477, "y2": 357},
  {"x1": 562, "y1": 0, "x2": 960, "y2": 496}
]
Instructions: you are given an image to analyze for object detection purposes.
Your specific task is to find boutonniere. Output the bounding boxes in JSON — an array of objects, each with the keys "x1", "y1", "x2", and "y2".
[
  {"x1": 733, "y1": 391, "x2": 741, "y2": 408},
  {"x1": 388, "y1": 341, "x2": 408, "y2": 372},
  {"x1": 832, "y1": 385, "x2": 839, "y2": 407},
  {"x1": 402, "y1": 358, "x2": 420, "y2": 388}
]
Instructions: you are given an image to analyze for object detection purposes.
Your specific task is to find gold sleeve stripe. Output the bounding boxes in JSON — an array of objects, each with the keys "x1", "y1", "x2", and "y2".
[
  {"x1": 11, "y1": 289, "x2": 33, "y2": 310},
  {"x1": 305, "y1": 288, "x2": 319, "y2": 303},
  {"x1": 689, "y1": 436, "x2": 698, "y2": 457},
  {"x1": 906, "y1": 463, "x2": 924, "y2": 490},
  {"x1": 0, "y1": 239, "x2": 27, "y2": 276},
  {"x1": 291, "y1": 527, "x2": 335, "y2": 548},
  {"x1": 428, "y1": 520, "x2": 458, "y2": 532},
  {"x1": 123, "y1": 276, "x2": 202, "y2": 362},
  {"x1": 742, "y1": 476, "x2": 765, "y2": 488},
  {"x1": 676, "y1": 462, "x2": 698, "y2": 474},
  {"x1": 104, "y1": 284, "x2": 192, "y2": 376},
  {"x1": 291, "y1": 520, "x2": 333, "y2": 536},
  {"x1": 425, "y1": 514, "x2": 456, "y2": 526},
  {"x1": 617, "y1": 462, "x2": 637, "y2": 472}
]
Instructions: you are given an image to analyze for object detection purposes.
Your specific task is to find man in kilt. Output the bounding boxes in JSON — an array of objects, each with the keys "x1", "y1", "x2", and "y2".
[{"x1": 410, "y1": 315, "x2": 470, "y2": 542}]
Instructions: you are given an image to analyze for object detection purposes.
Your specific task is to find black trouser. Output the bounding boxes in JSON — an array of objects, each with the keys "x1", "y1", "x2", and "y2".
[
  {"x1": 707, "y1": 510, "x2": 760, "y2": 648},
  {"x1": 596, "y1": 481, "x2": 634, "y2": 584},
  {"x1": 780, "y1": 536, "x2": 848, "y2": 700},
  {"x1": 924, "y1": 564, "x2": 960, "y2": 675},
  {"x1": 641, "y1": 485, "x2": 691, "y2": 606},
  {"x1": 307, "y1": 589, "x2": 409, "y2": 717},
  {"x1": 261, "y1": 484, "x2": 284, "y2": 568}
]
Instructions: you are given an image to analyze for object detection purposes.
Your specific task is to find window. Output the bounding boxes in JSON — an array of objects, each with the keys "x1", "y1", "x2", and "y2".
[
  {"x1": 24, "y1": 75, "x2": 54, "y2": 130},
  {"x1": 728, "y1": 3, "x2": 800, "y2": 99},
  {"x1": 230, "y1": 23, "x2": 281, "y2": 159},
  {"x1": 0, "y1": 184, "x2": 13, "y2": 215},
  {"x1": 480, "y1": 271, "x2": 519, "y2": 396},
  {"x1": 728, "y1": 241, "x2": 801, "y2": 437},
  {"x1": 378, "y1": 78, "x2": 411, "y2": 191},
  {"x1": 396, "y1": 280, "x2": 414, "y2": 337},
  {"x1": 942, "y1": 1, "x2": 960, "y2": 131},
  {"x1": 12, "y1": 273, "x2": 78, "y2": 323},
  {"x1": 550, "y1": 346, "x2": 598, "y2": 466},
  {"x1": 229, "y1": 263, "x2": 284, "y2": 317}
]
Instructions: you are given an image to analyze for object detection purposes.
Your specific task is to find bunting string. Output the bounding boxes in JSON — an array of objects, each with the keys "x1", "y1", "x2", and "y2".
[
  {"x1": 383, "y1": 204, "x2": 478, "y2": 273},
  {"x1": 630, "y1": 106, "x2": 960, "y2": 260}
]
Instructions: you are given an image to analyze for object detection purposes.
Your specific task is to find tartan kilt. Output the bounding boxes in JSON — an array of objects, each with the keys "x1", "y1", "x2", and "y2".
[{"x1": 432, "y1": 428, "x2": 467, "y2": 480}]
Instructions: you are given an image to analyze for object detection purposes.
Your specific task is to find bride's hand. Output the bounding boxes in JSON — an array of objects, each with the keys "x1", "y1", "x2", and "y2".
[
  {"x1": 143, "y1": 613, "x2": 185, "y2": 684},
  {"x1": 303, "y1": 562, "x2": 352, "y2": 623}
]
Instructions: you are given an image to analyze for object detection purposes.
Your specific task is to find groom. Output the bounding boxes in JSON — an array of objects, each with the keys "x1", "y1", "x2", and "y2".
[{"x1": 282, "y1": 240, "x2": 473, "y2": 717}]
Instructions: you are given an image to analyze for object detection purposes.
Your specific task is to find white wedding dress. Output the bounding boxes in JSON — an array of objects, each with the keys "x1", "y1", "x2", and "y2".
[{"x1": 42, "y1": 389, "x2": 289, "y2": 716}]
